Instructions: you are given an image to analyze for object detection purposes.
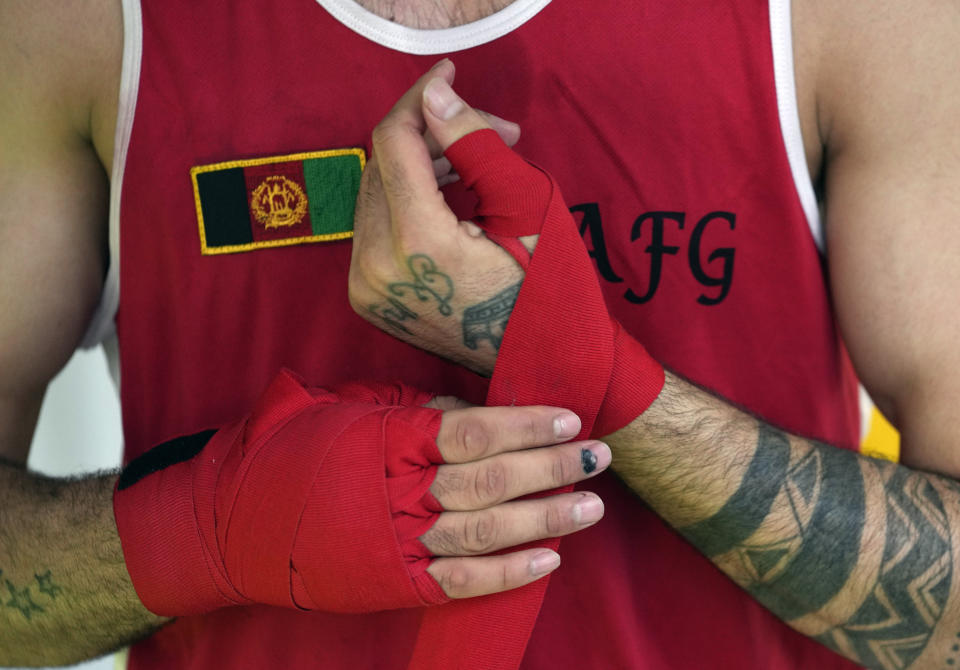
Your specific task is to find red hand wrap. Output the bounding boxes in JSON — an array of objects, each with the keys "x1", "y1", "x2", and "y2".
[
  {"x1": 113, "y1": 370, "x2": 449, "y2": 616},
  {"x1": 450, "y1": 129, "x2": 664, "y2": 436},
  {"x1": 408, "y1": 130, "x2": 665, "y2": 670}
]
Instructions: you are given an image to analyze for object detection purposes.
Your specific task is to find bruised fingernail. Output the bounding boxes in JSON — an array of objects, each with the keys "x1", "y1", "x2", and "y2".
[
  {"x1": 530, "y1": 550, "x2": 561, "y2": 577},
  {"x1": 554, "y1": 412, "x2": 581, "y2": 439},
  {"x1": 573, "y1": 495, "x2": 604, "y2": 525},
  {"x1": 424, "y1": 78, "x2": 464, "y2": 120},
  {"x1": 581, "y1": 442, "x2": 611, "y2": 474}
]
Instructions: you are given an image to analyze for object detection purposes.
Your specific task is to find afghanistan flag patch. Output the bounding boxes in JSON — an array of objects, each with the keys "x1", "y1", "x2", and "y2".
[{"x1": 190, "y1": 148, "x2": 366, "y2": 255}]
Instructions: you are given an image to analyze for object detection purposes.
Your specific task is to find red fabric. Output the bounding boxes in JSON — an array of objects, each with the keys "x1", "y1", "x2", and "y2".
[
  {"x1": 447, "y1": 129, "x2": 665, "y2": 436},
  {"x1": 407, "y1": 130, "x2": 665, "y2": 670},
  {"x1": 118, "y1": 1, "x2": 862, "y2": 667},
  {"x1": 114, "y1": 370, "x2": 448, "y2": 616}
]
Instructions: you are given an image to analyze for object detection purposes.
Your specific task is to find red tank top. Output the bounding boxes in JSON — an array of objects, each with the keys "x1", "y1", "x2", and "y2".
[{"x1": 115, "y1": 1, "x2": 860, "y2": 667}]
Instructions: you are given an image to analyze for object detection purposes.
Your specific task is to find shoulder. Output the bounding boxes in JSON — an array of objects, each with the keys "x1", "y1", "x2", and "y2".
[
  {"x1": 793, "y1": 0, "x2": 960, "y2": 181},
  {"x1": 793, "y1": 0, "x2": 960, "y2": 473},
  {"x1": 0, "y1": 0, "x2": 122, "y2": 168}
]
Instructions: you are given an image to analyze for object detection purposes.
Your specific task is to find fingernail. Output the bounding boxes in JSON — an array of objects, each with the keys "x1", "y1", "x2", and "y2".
[
  {"x1": 529, "y1": 550, "x2": 561, "y2": 577},
  {"x1": 572, "y1": 495, "x2": 604, "y2": 525},
  {"x1": 581, "y1": 442, "x2": 611, "y2": 474},
  {"x1": 554, "y1": 412, "x2": 581, "y2": 439},
  {"x1": 424, "y1": 78, "x2": 464, "y2": 121}
]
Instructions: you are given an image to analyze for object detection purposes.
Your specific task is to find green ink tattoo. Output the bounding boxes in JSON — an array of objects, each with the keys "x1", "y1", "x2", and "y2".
[
  {"x1": 34, "y1": 570, "x2": 63, "y2": 599},
  {"x1": 5, "y1": 579, "x2": 44, "y2": 620},
  {"x1": 368, "y1": 298, "x2": 418, "y2": 335},
  {"x1": 387, "y1": 254, "x2": 454, "y2": 316}
]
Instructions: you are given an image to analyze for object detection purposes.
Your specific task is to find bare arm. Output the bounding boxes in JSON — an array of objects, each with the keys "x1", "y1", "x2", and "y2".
[
  {"x1": 0, "y1": 1, "x2": 170, "y2": 664},
  {"x1": 608, "y1": 372, "x2": 960, "y2": 669},
  {"x1": 604, "y1": 1, "x2": 960, "y2": 666}
]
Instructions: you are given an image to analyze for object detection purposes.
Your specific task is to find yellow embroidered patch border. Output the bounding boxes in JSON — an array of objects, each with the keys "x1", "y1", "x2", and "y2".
[{"x1": 190, "y1": 148, "x2": 366, "y2": 255}]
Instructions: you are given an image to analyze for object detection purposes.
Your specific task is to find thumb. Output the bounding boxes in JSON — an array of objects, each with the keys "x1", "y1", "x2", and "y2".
[
  {"x1": 422, "y1": 78, "x2": 549, "y2": 259},
  {"x1": 422, "y1": 77, "x2": 501, "y2": 149}
]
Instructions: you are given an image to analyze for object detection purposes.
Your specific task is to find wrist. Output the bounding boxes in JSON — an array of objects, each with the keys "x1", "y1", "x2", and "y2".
[{"x1": 592, "y1": 322, "x2": 665, "y2": 438}]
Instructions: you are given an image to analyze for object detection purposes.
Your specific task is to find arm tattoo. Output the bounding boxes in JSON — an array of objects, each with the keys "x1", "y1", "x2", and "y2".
[
  {"x1": 386, "y1": 254, "x2": 454, "y2": 316},
  {"x1": 678, "y1": 423, "x2": 953, "y2": 669},
  {"x1": 816, "y1": 468, "x2": 951, "y2": 669},
  {"x1": 367, "y1": 298, "x2": 418, "y2": 335},
  {"x1": 34, "y1": 570, "x2": 63, "y2": 599},
  {"x1": 680, "y1": 423, "x2": 791, "y2": 557},
  {"x1": 462, "y1": 281, "x2": 521, "y2": 352},
  {"x1": 1, "y1": 569, "x2": 63, "y2": 621}
]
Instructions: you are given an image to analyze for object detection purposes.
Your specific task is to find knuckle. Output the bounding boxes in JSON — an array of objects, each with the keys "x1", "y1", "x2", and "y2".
[
  {"x1": 518, "y1": 413, "x2": 544, "y2": 446},
  {"x1": 437, "y1": 562, "x2": 471, "y2": 598},
  {"x1": 456, "y1": 416, "x2": 492, "y2": 461},
  {"x1": 551, "y1": 453, "x2": 573, "y2": 488},
  {"x1": 473, "y1": 461, "x2": 507, "y2": 506},
  {"x1": 421, "y1": 523, "x2": 460, "y2": 557},
  {"x1": 355, "y1": 168, "x2": 382, "y2": 213},
  {"x1": 371, "y1": 121, "x2": 402, "y2": 149},
  {"x1": 462, "y1": 511, "x2": 499, "y2": 555},
  {"x1": 356, "y1": 250, "x2": 389, "y2": 285},
  {"x1": 543, "y1": 503, "x2": 568, "y2": 536},
  {"x1": 431, "y1": 467, "x2": 464, "y2": 501}
]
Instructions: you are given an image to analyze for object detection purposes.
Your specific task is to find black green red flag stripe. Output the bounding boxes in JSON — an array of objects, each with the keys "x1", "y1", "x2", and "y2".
[{"x1": 190, "y1": 148, "x2": 365, "y2": 255}]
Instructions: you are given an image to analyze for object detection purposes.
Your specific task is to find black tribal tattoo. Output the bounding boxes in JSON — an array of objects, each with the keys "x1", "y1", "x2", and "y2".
[
  {"x1": 462, "y1": 282, "x2": 521, "y2": 352},
  {"x1": 678, "y1": 423, "x2": 953, "y2": 670}
]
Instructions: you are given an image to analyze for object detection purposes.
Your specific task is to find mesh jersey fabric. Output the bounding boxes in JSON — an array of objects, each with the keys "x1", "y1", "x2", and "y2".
[{"x1": 115, "y1": 1, "x2": 861, "y2": 668}]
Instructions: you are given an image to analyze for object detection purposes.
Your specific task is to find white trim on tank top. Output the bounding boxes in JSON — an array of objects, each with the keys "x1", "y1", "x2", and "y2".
[
  {"x1": 79, "y1": 0, "x2": 142, "y2": 355},
  {"x1": 769, "y1": 0, "x2": 824, "y2": 252}
]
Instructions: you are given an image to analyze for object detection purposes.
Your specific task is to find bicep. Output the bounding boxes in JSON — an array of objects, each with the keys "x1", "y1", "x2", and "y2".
[
  {"x1": 0, "y1": 4, "x2": 113, "y2": 463},
  {"x1": 822, "y1": 0, "x2": 960, "y2": 476}
]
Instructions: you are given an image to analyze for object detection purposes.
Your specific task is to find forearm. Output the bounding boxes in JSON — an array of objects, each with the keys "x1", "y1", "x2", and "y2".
[
  {"x1": 609, "y1": 371, "x2": 960, "y2": 670},
  {"x1": 0, "y1": 461, "x2": 166, "y2": 667}
]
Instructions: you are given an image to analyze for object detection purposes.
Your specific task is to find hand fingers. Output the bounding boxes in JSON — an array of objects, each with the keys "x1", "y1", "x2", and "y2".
[
  {"x1": 435, "y1": 404, "x2": 582, "y2": 464},
  {"x1": 432, "y1": 440, "x2": 610, "y2": 511},
  {"x1": 370, "y1": 61, "x2": 462, "y2": 231},
  {"x1": 424, "y1": 110, "x2": 520, "y2": 160},
  {"x1": 427, "y1": 548, "x2": 561, "y2": 599},
  {"x1": 421, "y1": 491, "x2": 603, "y2": 557},
  {"x1": 423, "y1": 77, "x2": 501, "y2": 152},
  {"x1": 430, "y1": 110, "x2": 520, "y2": 187}
]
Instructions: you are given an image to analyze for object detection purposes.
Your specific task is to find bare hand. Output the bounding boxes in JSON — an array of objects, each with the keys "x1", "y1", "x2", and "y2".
[
  {"x1": 422, "y1": 400, "x2": 607, "y2": 598},
  {"x1": 349, "y1": 60, "x2": 537, "y2": 376}
]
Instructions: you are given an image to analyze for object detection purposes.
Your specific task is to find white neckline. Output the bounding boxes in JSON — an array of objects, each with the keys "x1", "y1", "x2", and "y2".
[{"x1": 315, "y1": 0, "x2": 550, "y2": 54}]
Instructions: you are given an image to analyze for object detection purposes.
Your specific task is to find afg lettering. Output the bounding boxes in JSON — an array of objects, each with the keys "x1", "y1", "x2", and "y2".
[{"x1": 573, "y1": 204, "x2": 736, "y2": 306}]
